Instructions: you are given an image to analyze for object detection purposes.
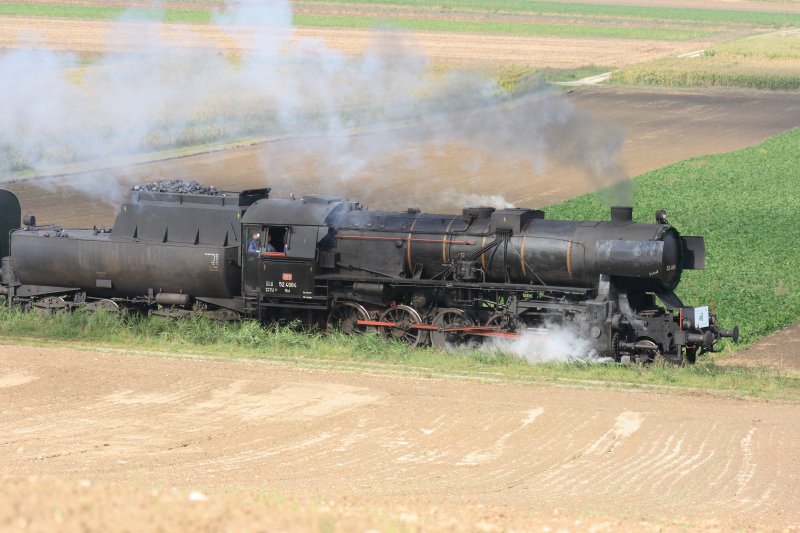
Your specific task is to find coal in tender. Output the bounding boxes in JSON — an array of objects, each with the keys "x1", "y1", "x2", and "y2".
[{"x1": 132, "y1": 179, "x2": 221, "y2": 196}]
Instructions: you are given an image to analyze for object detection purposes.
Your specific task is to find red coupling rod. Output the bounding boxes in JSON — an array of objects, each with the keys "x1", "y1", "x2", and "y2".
[{"x1": 356, "y1": 320, "x2": 520, "y2": 339}]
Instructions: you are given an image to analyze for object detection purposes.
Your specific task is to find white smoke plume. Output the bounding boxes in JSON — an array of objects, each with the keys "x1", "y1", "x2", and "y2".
[
  {"x1": 439, "y1": 191, "x2": 516, "y2": 210},
  {"x1": 0, "y1": 0, "x2": 628, "y2": 205},
  {"x1": 491, "y1": 323, "x2": 608, "y2": 364}
]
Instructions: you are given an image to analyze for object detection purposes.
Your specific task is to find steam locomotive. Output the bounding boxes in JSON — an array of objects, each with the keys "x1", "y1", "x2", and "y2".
[{"x1": 0, "y1": 184, "x2": 738, "y2": 364}]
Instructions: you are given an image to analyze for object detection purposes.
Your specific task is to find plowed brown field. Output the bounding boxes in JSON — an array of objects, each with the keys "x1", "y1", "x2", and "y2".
[{"x1": 1, "y1": 344, "x2": 799, "y2": 531}]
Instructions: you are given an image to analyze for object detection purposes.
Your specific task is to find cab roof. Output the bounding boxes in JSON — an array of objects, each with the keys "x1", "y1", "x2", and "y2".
[{"x1": 241, "y1": 195, "x2": 355, "y2": 226}]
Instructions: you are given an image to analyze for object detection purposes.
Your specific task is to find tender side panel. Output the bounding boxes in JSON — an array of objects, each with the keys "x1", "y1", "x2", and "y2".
[{"x1": 11, "y1": 231, "x2": 240, "y2": 299}]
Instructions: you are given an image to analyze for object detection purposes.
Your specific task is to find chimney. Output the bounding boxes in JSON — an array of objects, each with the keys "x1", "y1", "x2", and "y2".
[{"x1": 610, "y1": 206, "x2": 633, "y2": 223}]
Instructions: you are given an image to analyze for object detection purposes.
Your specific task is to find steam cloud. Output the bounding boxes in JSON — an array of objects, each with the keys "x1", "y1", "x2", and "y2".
[
  {"x1": 439, "y1": 191, "x2": 516, "y2": 210},
  {"x1": 490, "y1": 323, "x2": 605, "y2": 364},
  {"x1": 439, "y1": 322, "x2": 608, "y2": 364},
  {"x1": 0, "y1": 0, "x2": 628, "y2": 206}
]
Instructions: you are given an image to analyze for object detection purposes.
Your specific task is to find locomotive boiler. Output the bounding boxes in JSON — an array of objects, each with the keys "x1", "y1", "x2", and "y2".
[{"x1": 0, "y1": 183, "x2": 738, "y2": 364}]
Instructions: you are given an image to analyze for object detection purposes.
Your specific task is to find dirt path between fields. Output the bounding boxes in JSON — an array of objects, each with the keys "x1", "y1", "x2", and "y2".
[{"x1": 0, "y1": 343, "x2": 798, "y2": 531}]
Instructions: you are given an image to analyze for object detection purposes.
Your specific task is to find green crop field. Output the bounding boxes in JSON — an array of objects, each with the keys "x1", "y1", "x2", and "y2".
[
  {"x1": 3, "y1": 0, "x2": 799, "y2": 45},
  {"x1": 293, "y1": 14, "x2": 712, "y2": 40},
  {"x1": 712, "y1": 33, "x2": 800, "y2": 58},
  {"x1": 0, "y1": 3, "x2": 212, "y2": 23},
  {"x1": 298, "y1": 0, "x2": 800, "y2": 27},
  {"x1": 548, "y1": 127, "x2": 800, "y2": 344},
  {"x1": 7, "y1": 0, "x2": 800, "y2": 27},
  {"x1": 0, "y1": 2, "x2": 713, "y2": 40},
  {"x1": 612, "y1": 33, "x2": 800, "y2": 90}
]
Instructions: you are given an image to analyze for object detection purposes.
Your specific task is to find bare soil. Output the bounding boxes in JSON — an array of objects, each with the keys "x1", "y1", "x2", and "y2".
[
  {"x1": 1, "y1": 343, "x2": 798, "y2": 531},
  {"x1": 719, "y1": 322, "x2": 800, "y2": 372}
]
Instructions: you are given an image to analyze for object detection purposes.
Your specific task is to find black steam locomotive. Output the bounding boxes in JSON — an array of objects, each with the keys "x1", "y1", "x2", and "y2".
[{"x1": 0, "y1": 184, "x2": 738, "y2": 364}]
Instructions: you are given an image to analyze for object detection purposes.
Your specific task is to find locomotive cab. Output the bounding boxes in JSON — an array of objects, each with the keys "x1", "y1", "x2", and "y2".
[
  {"x1": 240, "y1": 194, "x2": 354, "y2": 318},
  {"x1": 242, "y1": 224, "x2": 316, "y2": 302}
]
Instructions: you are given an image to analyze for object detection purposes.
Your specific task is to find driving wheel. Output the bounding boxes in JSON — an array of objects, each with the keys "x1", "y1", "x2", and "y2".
[
  {"x1": 379, "y1": 305, "x2": 428, "y2": 347},
  {"x1": 327, "y1": 301, "x2": 374, "y2": 334},
  {"x1": 484, "y1": 312, "x2": 526, "y2": 334},
  {"x1": 430, "y1": 308, "x2": 475, "y2": 350}
]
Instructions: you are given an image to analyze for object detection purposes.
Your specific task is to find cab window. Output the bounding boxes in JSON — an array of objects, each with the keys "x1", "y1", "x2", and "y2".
[{"x1": 265, "y1": 227, "x2": 289, "y2": 254}]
